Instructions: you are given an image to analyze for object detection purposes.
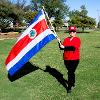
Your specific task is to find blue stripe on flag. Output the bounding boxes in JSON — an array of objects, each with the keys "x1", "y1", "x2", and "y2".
[
  {"x1": 8, "y1": 34, "x2": 56, "y2": 76},
  {"x1": 29, "y1": 10, "x2": 43, "y2": 26}
]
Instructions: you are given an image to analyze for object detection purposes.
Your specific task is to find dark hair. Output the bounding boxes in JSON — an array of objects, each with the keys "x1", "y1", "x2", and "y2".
[{"x1": 69, "y1": 30, "x2": 76, "y2": 33}]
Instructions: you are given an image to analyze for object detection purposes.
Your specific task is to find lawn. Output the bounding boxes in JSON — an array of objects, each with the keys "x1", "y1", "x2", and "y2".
[{"x1": 0, "y1": 31, "x2": 100, "y2": 100}]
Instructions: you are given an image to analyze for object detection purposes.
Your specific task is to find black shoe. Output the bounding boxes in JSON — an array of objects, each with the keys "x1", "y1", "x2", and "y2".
[
  {"x1": 65, "y1": 80, "x2": 68, "y2": 83},
  {"x1": 67, "y1": 89, "x2": 72, "y2": 93},
  {"x1": 72, "y1": 84, "x2": 75, "y2": 87},
  {"x1": 67, "y1": 86, "x2": 72, "y2": 93}
]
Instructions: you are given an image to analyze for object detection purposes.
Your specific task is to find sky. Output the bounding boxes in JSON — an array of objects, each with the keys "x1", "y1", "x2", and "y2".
[
  {"x1": 13, "y1": 0, "x2": 100, "y2": 23},
  {"x1": 66, "y1": 0, "x2": 100, "y2": 23}
]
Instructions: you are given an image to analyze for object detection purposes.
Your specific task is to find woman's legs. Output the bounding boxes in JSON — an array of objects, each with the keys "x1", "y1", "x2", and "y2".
[{"x1": 64, "y1": 60, "x2": 79, "y2": 91}]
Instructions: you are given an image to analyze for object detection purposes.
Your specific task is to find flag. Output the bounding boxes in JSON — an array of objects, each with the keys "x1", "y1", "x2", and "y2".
[{"x1": 5, "y1": 10, "x2": 57, "y2": 76}]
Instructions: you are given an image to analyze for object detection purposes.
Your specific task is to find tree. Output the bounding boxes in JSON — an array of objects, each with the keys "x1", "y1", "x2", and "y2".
[
  {"x1": 24, "y1": 11, "x2": 38, "y2": 23},
  {"x1": 0, "y1": 0, "x2": 13, "y2": 31},
  {"x1": 69, "y1": 5, "x2": 96, "y2": 32},
  {"x1": 14, "y1": 0, "x2": 26, "y2": 9},
  {"x1": 11, "y1": 0, "x2": 27, "y2": 24},
  {"x1": 31, "y1": 0, "x2": 69, "y2": 18},
  {"x1": 97, "y1": 20, "x2": 100, "y2": 29},
  {"x1": 31, "y1": 0, "x2": 69, "y2": 31},
  {"x1": 0, "y1": 0, "x2": 25, "y2": 32},
  {"x1": 53, "y1": 17, "x2": 63, "y2": 31}
]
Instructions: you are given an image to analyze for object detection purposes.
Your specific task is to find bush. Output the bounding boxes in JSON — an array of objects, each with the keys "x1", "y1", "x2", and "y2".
[{"x1": 1, "y1": 27, "x2": 23, "y2": 33}]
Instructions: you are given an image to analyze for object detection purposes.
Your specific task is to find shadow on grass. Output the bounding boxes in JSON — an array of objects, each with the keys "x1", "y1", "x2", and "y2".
[
  {"x1": 8, "y1": 63, "x2": 68, "y2": 92},
  {"x1": 8, "y1": 62, "x2": 39, "y2": 82},
  {"x1": 95, "y1": 46, "x2": 100, "y2": 48},
  {"x1": 40, "y1": 65, "x2": 68, "y2": 92}
]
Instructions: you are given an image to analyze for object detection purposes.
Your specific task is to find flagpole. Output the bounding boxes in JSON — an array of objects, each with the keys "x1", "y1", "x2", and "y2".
[{"x1": 42, "y1": 6, "x2": 61, "y2": 43}]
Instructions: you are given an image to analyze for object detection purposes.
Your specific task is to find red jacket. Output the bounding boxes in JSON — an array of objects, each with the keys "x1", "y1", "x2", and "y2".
[{"x1": 63, "y1": 37, "x2": 81, "y2": 60}]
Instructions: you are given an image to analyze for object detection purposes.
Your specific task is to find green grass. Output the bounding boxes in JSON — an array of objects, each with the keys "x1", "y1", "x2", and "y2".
[{"x1": 0, "y1": 31, "x2": 100, "y2": 100}]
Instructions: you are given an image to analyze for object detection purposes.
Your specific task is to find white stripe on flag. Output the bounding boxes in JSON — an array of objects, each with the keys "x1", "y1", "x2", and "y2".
[
  {"x1": 17, "y1": 14, "x2": 45, "y2": 42},
  {"x1": 6, "y1": 29, "x2": 56, "y2": 70}
]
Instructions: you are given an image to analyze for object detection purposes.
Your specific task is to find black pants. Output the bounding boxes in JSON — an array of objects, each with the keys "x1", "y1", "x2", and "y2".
[{"x1": 64, "y1": 60, "x2": 79, "y2": 89}]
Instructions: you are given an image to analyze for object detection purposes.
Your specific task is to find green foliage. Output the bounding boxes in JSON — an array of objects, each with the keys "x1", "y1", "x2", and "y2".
[
  {"x1": 80, "y1": 5, "x2": 88, "y2": 16},
  {"x1": 69, "y1": 5, "x2": 96, "y2": 32},
  {"x1": 24, "y1": 11, "x2": 38, "y2": 23},
  {"x1": 97, "y1": 21, "x2": 100, "y2": 28},
  {"x1": 0, "y1": 1, "x2": 12, "y2": 29},
  {"x1": 0, "y1": 18, "x2": 10, "y2": 30},
  {"x1": 31, "y1": 0, "x2": 69, "y2": 32},
  {"x1": 1, "y1": 27, "x2": 23, "y2": 33},
  {"x1": 53, "y1": 17, "x2": 63, "y2": 31},
  {"x1": 0, "y1": 0, "x2": 25, "y2": 31},
  {"x1": 32, "y1": 0, "x2": 69, "y2": 18},
  {"x1": 0, "y1": 31, "x2": 100, "y2": 100}
]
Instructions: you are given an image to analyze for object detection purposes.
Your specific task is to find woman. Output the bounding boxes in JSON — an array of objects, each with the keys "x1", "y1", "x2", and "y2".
[{"x1": 58, "y1": 26, "x2": 81, "y2": 93}]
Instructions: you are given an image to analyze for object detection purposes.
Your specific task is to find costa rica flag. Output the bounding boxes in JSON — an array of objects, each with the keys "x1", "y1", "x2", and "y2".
[{"x1": 5, "y1": 10, "x2": 57, "y2": 76}]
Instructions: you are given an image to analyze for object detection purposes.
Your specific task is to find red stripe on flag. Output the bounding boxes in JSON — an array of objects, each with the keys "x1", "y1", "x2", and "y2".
[
  {"x1": 5, "y1": 35, "x2": 31, "y2": 65},
  {"x1": 5, "y1": 19, "x2": 48, "y2": 65},
  {"x1": 33, "y1": 19, "x2": 48, "y2": 36}
]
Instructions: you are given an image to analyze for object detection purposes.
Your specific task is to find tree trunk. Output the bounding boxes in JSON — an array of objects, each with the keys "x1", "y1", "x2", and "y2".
[{"x1": 82, "y1": 27, "x2": 84, "y2": 32}]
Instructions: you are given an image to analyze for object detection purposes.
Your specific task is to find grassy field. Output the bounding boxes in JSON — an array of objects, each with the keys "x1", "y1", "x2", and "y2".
[{"x1": 0, "y1": 31, "x2": 100, "y2": 100}]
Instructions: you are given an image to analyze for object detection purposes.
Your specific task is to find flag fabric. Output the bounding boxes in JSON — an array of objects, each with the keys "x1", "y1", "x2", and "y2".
[{"x1": 5, "y1": 10, "x2": 57, "y2": 76}]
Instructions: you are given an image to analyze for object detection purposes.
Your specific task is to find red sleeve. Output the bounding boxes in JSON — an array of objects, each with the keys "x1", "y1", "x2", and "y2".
[
  {"x1": 74, "y1": 38, "x2": 81, "y2": 49},
  {"x1": 63, "y1": 38, "x2": 68, "y2": 46}
]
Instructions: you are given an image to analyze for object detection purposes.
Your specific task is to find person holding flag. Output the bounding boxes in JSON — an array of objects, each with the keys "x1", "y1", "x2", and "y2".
[{"x1": 58, "y1": 26, "x2": 81, "y2": 93}]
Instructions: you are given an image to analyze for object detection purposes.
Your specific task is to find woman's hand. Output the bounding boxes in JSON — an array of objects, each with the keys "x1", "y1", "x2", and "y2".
[{"x1": 60, "y1": 44, "x2": 65, "y2": 49}]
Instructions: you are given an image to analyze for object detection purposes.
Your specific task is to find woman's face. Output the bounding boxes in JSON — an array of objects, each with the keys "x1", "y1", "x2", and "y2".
[{"x1": 69, "y1": 31, "x2": 76, "y2": 37}]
